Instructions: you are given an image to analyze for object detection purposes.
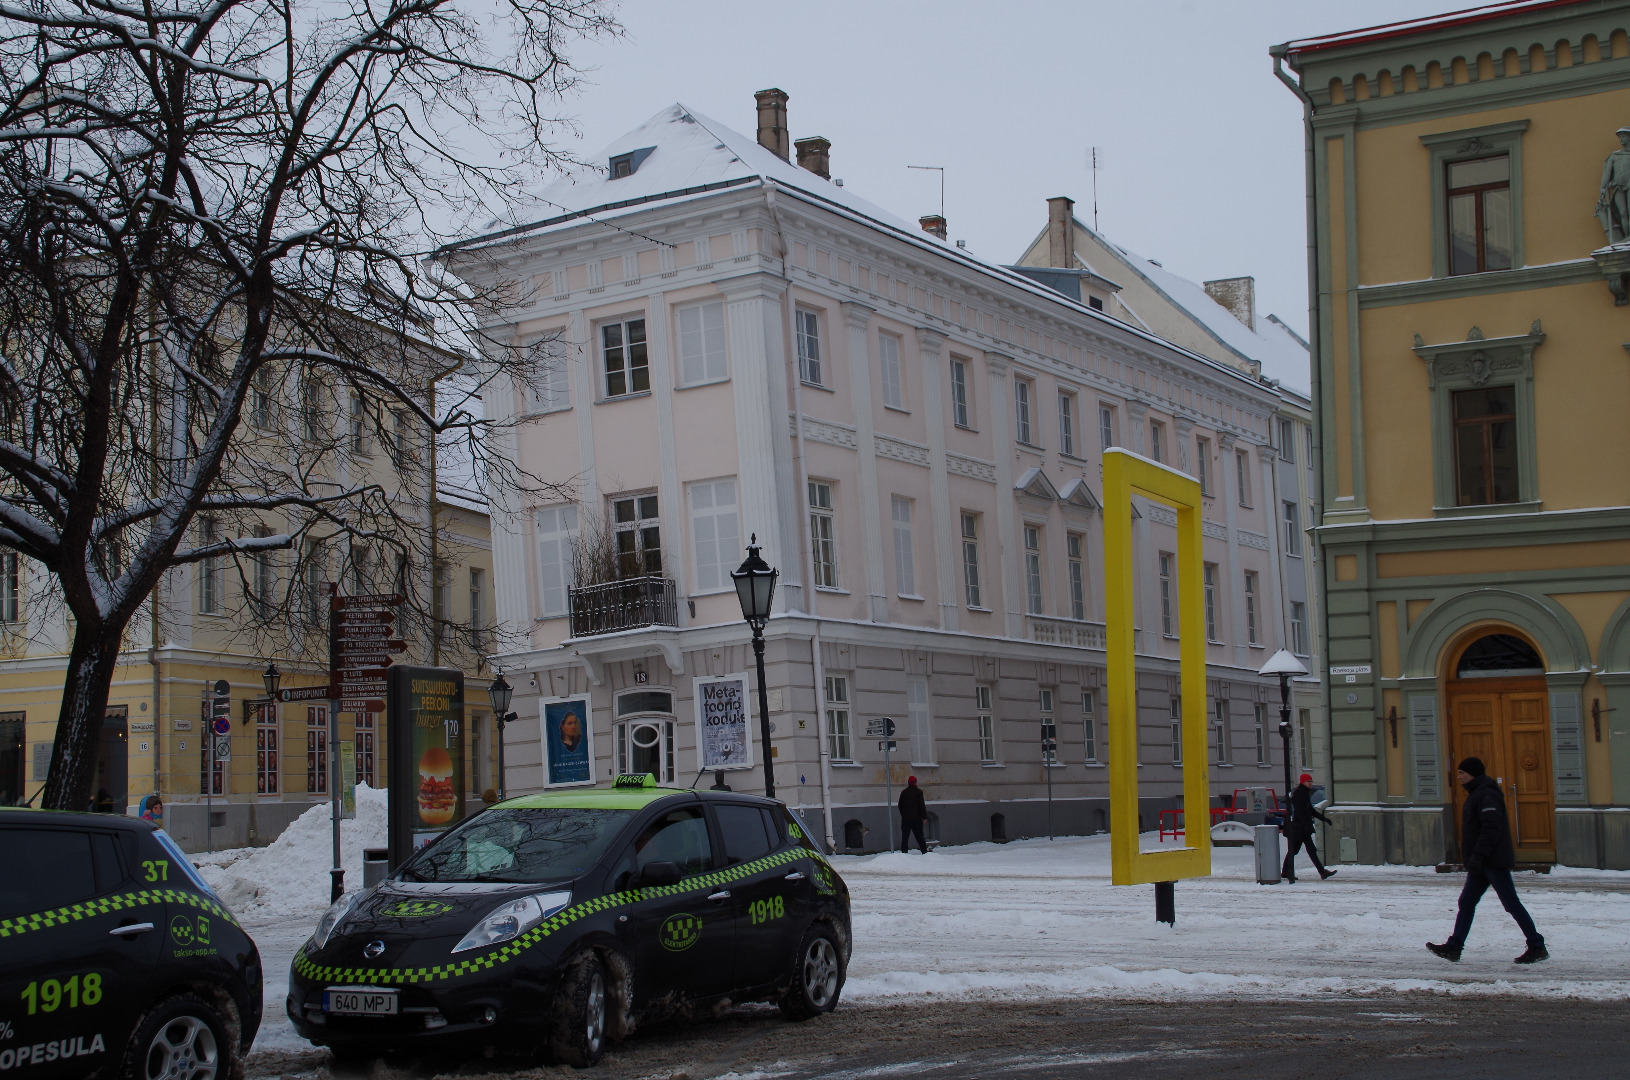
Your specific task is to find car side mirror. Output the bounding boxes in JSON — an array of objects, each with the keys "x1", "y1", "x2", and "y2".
[{"x1": 635, "y1": 861, "x2": 682, "y2": 888}]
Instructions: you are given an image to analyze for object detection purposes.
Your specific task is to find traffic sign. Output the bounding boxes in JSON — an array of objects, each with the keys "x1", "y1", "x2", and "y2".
[
  {"x1": 877, "y1": 740, "x2": 897, "y2": 751},
  {"x1": 213, "y1": 735, "x2": 231, "y2": 761},
  {"x1": 332, "y1": 593, "x2": 403, "y2": 608},
  {"x1": 865, "y1": 717, "x2": 897, "y2": 738},
  {"x1": 212, "y1": 717, "x2": 231, "y2": 736},
  {"x1": 340, "y1": 698, "x2": 385, "y2": 713},
  {"x1": 334, "y1": 611, "x2": 396, "y2": 624}
]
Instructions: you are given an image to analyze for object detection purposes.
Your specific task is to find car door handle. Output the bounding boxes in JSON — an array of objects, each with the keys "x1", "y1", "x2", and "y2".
[
  {"x1": 783, "y1": 871, "x2": 806, "y2": 881},
  {"x1": 707, "y1": 890, "x2": 731, "y2": 902},
  {"x1": 109, "y1": 922, "x2": 155, "y2": 937}
]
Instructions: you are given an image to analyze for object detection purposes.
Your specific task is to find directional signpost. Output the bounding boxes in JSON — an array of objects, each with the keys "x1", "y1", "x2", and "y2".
[
  {"x1": 867, "y1": 718, "x2": 898, "y2": 851},
  {"x1": 324, "y1": 586, "x2": 405, "y2": 900}
]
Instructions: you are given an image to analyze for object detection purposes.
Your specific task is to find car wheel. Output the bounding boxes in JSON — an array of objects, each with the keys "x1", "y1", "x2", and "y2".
[
  {"x1": 122, "y1": 995, "x2": 238, "y2": 1080},
  {"x1": 549, "y1": 951, "x2": 607, "y2": 1067},
  {"x1": 778, "y1": 924, "x2": 845, "y2": 1021}
]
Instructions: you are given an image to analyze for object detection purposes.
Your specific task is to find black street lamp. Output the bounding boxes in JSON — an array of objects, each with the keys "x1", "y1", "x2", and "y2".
[
  {"x1": 730, "y1": 535, "x2": 779, "y2": 799},
  {"x1": 262, "y1": 662, "x2": 281, "y2": 699},
  {"x1": 487, "y1": 673, "x2": 519, "y2": 800},
  {"x1": 1259, "y1": 648, "x2": 1310, "y2": 800}
]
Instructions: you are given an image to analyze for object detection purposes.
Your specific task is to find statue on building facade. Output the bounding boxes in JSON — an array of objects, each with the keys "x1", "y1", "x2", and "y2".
[{"x1": 1596, "y1": 126, "x2": 1630, "y2": 244}]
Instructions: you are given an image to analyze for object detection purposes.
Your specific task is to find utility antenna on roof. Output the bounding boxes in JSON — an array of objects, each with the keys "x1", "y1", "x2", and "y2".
[
  {"x1": 1089, "y1": 147, "x2": 1103, "y2": 231},
  {"x1": 907, "y1": 164, "x2": 945, "y2": 218}
]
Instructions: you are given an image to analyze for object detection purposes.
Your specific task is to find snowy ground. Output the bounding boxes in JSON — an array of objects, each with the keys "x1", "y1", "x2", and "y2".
[{"x1": 196, "y1": 797, "x2": 1630, "y2": 1063}]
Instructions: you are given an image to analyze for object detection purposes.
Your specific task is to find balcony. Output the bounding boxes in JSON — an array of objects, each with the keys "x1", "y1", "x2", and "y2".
[
  {"x1": 569, "y1": 576, "x2": 678, "y2": 637},
  {"x1": 1027, "y1": 614, "x2": 1107, "y2": 651}
]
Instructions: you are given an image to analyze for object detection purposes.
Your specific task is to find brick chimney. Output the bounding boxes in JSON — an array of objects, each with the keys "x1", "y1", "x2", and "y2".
[
  {"x1": 1204, "y1": 276, "x2": 1256, "y2": 329},
  {"x1": 1046, "y1": 196, "x2": 1075, "y2": 268},
  {"x1": 795, "y1": 136, "x2": 831, "y2": 179},
  {"x1": 918, "y1": 215, "x2": 947, "y2": 240},
  {"x1": 754, "y1": 88, "x2": 790, "y2": 161}
]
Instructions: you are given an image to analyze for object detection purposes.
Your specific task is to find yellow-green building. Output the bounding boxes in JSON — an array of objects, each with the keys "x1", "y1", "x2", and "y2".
[{"x1": 1274, "y1": 0, "x2": 1630, "y2": 868}]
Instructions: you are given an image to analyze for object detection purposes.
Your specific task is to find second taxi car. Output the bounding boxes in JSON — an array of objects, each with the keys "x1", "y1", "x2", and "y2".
[{"x1": 287, "y1": 776, "x2": 850, "y2": 1065}]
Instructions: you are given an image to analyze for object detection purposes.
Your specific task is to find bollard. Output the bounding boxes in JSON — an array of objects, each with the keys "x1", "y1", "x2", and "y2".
[{"x1": 1154, "y1": 880, "x2": 1175, "y2": 925}]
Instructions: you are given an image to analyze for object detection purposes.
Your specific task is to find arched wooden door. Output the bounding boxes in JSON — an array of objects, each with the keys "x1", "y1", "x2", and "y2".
[{"x1": 1445, "y1": 633, "x2": 1555, "y2": 864}]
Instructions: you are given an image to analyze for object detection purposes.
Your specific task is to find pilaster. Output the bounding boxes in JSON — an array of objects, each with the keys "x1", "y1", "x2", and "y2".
[
  {"x1": 841, "y1": 301, "x2": 888, "y2": 622},
  {"x1": 984, "y1": 352, "x2": 1022, "y2": 638},
  {"x1": 915, "y1": 326, "x2": 957, "y2": 632},
  {"x1": 483, "y1": 337, "x2": 533, "y2": 641}
]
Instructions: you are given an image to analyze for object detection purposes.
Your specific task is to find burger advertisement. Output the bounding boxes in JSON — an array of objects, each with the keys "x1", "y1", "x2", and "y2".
[{"x1": 387, "y1": 666, "x2": 466, "y2": 865}]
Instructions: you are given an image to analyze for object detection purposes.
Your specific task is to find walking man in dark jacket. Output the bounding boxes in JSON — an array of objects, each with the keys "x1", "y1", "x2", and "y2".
[
  {"x1": 1428, "y1": 757, "x2": 1548, "y2": 964},
  {"x1": 898, "y1": 775, "x2": 929, "y2": 854},
  {"x1": 1281, "y1": 773, "x2": 1336, "y2": 883}
]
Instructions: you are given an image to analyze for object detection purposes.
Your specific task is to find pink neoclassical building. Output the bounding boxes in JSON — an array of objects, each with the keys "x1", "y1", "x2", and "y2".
[{"x1": 440, "y1": 91, "x2": 1313, "y2": 850}]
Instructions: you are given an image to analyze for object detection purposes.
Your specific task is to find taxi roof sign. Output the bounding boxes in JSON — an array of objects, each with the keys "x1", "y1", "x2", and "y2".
[{"x1": 613, "y1": 773, "x2": 657, "y2": 789}]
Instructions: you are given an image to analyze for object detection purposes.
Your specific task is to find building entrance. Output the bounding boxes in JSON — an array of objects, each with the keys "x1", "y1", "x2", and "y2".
[{"x1": 1446, "y1": 633, "x2": 1554, "y2": 863}]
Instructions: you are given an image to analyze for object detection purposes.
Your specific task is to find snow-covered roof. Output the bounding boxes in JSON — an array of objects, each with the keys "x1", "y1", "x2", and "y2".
[
  {"x1": 1064, "y1": 223, "x2": 1312, "y2": 398},
  {"x1": 447, "y1": 105, "x2": 1275, "y2": 399}
]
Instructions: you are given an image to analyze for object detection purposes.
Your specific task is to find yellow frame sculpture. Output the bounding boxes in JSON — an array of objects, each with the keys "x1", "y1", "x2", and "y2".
[{"x1": 1104, "y1": 449, "x2": 1212, "y2": 886}]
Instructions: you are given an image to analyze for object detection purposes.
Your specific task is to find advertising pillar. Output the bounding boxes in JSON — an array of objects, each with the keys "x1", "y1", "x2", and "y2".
[{"x1": 387, "y1": 665, "x2": 466, "y2": 868}]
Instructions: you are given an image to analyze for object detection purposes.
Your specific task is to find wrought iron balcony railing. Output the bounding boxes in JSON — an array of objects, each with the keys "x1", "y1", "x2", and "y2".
[{"x1": 569, "y1": 576, "x2": 678, "y2": 637}]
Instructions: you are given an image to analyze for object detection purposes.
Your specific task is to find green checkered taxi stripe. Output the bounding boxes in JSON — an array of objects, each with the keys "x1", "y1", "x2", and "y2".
[
  {"x1": 294, "y1": 845, "x2": 830, "y2": 986},
  {"x1": 0, "y1": 888, "x2": 238, "y2": 939}
]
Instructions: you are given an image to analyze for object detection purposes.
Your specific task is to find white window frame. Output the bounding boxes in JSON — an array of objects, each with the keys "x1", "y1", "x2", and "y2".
[
  {"x1": 961, "y1": 512, "x2": 982, "y2": 609},
  {"x1": 1014, "y1": 378, "x2": 1034, "y2": 446},
  {"x1": 1203, "y1": 562, "x2": 1220, "y2": 642},
  {"x1": 1214, "y1": 697, "x2": 1230, "y2": 765},
  {"x1": 1255, "y1": 703, "x2": 1269, "y2": 765},
  {"x1": 1058, "y1": 390, "x2": 1076, "y2": 457},
  {"x1": 809, "y1": 481, "x2": 838, "y2": 589},
  {"x1": 198, "y1": 517, "x2": 224, "y2": 616},
  {"x1": 879, "y1": 332, "x2": 904, "y2": 410},
  {"x1": 527, "y1": 343, "x2": 572, "y2": 413},
  {"x1": 891, "y1": 495, "x2": 916, "y2": 597},
  {"x1": 469, "y1": 567, "x2": 486, "y2": 651},
  {"x1": 611, "y1": 492, "x2": 663, "y2": 578},
  {"x1": 1, "y1": 551, "x2": 21, "y2": 623},
  {"x1": 600, "y1": 315, "x2": 650, "y2": 399},
  {"x1": 1082, "y1": 690, "x2": 1098, "y2": 763},
  {"x1": 1159, "y1": 553, "x2": 1174, "y2": 636},
  {"x1": 1023, "y1": 525, "x2": 1043, "y2": 615},
  {"x1": 950, "y1": 358, "x2": 972, "y2": 428},
  {"x1": 348, "y1": 391, "x2": 369, "y2": 456},
  {"x1": 1099, "y1": 403, "x2": 1116, "y2": 451},
  {"x1": 1067, "y1": 533, "x2": 1086, "y2": 621},
  {"x1": 796, "y1": 308, "x2": 824, "y2": 386},
  {"x1": 1283, "y1": 501, "x2": 1302, "y2": 556},
  {"x1": 535, "y1": 504, "x2": 578, "y2": 618},
  {"x1": 907, "y1": 676, "x2": 934, "y2": 766},
  {"x1": 1244, "y1": 571, "x2": 1259, "y2": 645},
  {"x1": 1291, "y1": 601, "x2": 1309, "y2": 656},
  {"x1": 976, "y1": 684, "x2": 996, "y2": 763},
  {"x1": 1278, "y1": 417, "x2": 1296, "y2": 462},
  {"x1": 1196, "y1": 436, "x2": 1211, "y2": 495},
  {"x1": 1150, "y1": 420, "x2": 1165, "y2": 463},
  {"x1": 1170, "y1": 696, "x2": 1182, "y2": 765},
  {"x1": 826, "y1": 674, "x2": 852, "y2": 763},
  {"x1": 687, "y1": 477, "x2": 740, "y2": 594},
  {"x1": 675, "y1": 300, "x2": 728, "y2": 386},
  {"x1": 1040, "y1": 688, "x2": 1057, "y2": 766},
  {"x1": 1236, "y1": 449, "x2": 1252, "y2": 507},
  {"x1": 1298, "y1": 707, "x2": 1312, "y2": 769}
]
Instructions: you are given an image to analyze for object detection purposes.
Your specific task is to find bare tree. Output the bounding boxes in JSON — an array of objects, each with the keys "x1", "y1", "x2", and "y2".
[{"x1": 0, "y1": 0, "x2": 614, "y2": 809}]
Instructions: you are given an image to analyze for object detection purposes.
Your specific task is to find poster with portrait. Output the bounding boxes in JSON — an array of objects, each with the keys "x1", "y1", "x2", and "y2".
[
  {"x1": 541, "y1": 696, "x2": 594, "y2": 787},
  {"x1": 694, "y1": 673, "x2": 753, "y2": 771}
]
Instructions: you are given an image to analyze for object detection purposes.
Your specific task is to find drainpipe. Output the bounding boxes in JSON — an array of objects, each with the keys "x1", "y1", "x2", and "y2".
[{"x1": 809, "y1": 618, "x2": 835, "y2": 849}]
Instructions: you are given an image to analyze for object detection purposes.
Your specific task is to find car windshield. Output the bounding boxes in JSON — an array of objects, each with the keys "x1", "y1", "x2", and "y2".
[{"x1": 403, "y1": 807, "x2": 634, "y2": 883}]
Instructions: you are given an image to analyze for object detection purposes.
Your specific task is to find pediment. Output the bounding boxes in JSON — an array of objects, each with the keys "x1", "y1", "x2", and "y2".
[
  {"x1": 1057, "y1": 477, "x2": 1101, "y2": 511},
  {"x1": 1014, "y1": 466, "x2": 1060, "y2": 502}
]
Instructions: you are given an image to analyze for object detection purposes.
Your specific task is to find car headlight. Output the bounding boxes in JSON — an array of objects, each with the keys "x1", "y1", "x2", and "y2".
[
  {"x1": 311, "y1": 891, "x2": 361, "y2": 951},
  {"x1": 452, "y1": 891, "x2": 570, "y2": 954}
]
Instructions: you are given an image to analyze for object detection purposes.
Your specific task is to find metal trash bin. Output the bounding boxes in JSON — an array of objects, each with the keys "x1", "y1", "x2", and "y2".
[
  {"x1": 1253, "y1": 825, "x2": 1283, "y2": 885},
  {"x1": 362, "y1": 847, "x2": 389, "y2": 889}
]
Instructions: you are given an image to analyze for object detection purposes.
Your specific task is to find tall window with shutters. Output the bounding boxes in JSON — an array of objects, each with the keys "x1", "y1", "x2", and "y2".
[
  {"x1": 879, "y1": 333, "x2": 904, "y2": 410},
  {"x1": 535, "y1": 505, "x2": 578, "y2": 618},
  {"x1": 891, "y1": 496, "x2": 915, "y2": 596},
  {"x1": 675, "y1": 301, "x2": 728, "y2": 386},
  {"x1": 687, "y1": 478, "x2": 740, "y2": 593}
]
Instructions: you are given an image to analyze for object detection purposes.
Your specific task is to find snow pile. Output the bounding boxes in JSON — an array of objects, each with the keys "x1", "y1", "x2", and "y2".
[{"x1": 198, "y1": 785, "x2": 388, "y2": 921}]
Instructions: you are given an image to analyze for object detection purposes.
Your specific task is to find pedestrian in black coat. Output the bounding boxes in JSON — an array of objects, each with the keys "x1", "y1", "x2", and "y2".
[
  {"x1": 898, "y1": 775, "x2": 929, "y2": 854},
  {"x1": 1280, "y1": 773, "x2": 1336, "y2": 883},
  {"x1": 1427, "y1": 756, "x2": 1548, "y2": 964}
]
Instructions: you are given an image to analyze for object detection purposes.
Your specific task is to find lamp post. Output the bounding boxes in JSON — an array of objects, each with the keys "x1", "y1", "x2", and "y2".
[
  {"x1": 1259, "y1": 648, "x2": 1310, "y2": 800},
  {"x1": 487, "y1": 673, "x2": 518, "y2": 800},
  {"x1": 730, "y1": 535, "x2": 778, "y2": 799},
  {"x1": 262, "y1": 662, "x2": 282, "y2": 699}
]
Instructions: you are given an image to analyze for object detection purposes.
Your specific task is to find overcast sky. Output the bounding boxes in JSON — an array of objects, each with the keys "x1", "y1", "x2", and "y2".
[{"x1": 544, "y1": 0, "x2": 1439, "y2": 339}]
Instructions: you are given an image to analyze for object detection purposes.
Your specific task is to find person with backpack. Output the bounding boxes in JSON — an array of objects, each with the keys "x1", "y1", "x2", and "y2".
[
  {"x1": 1281, "y1": 773, "x2": 1336, "y2": 882},
  {"x1": 1427, "y1": 757, "x2": 1548, "y2": 964}
]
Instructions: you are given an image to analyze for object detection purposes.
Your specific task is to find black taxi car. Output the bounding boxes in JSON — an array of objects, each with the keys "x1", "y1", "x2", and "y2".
[
  {"x1": 0, "y1": 808, "x2": 263, "y2": 1080},
  {"x1": 287, "y1": 776, "x2": 850, "y2": 1066}
]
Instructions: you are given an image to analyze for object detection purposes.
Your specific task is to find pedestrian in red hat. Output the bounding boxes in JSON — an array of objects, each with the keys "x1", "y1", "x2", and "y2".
[
  {"x1": 1281, "y1": 772, "x2": 1336, "y2": 882},
  {"x1": 898, "y1": 775, "x2": 928, "y2": 854}
]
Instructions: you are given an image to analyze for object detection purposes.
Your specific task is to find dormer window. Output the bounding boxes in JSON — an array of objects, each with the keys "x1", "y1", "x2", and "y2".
[{"x1": 608, "y1": 146, "x2": 656, "y2": 179}]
